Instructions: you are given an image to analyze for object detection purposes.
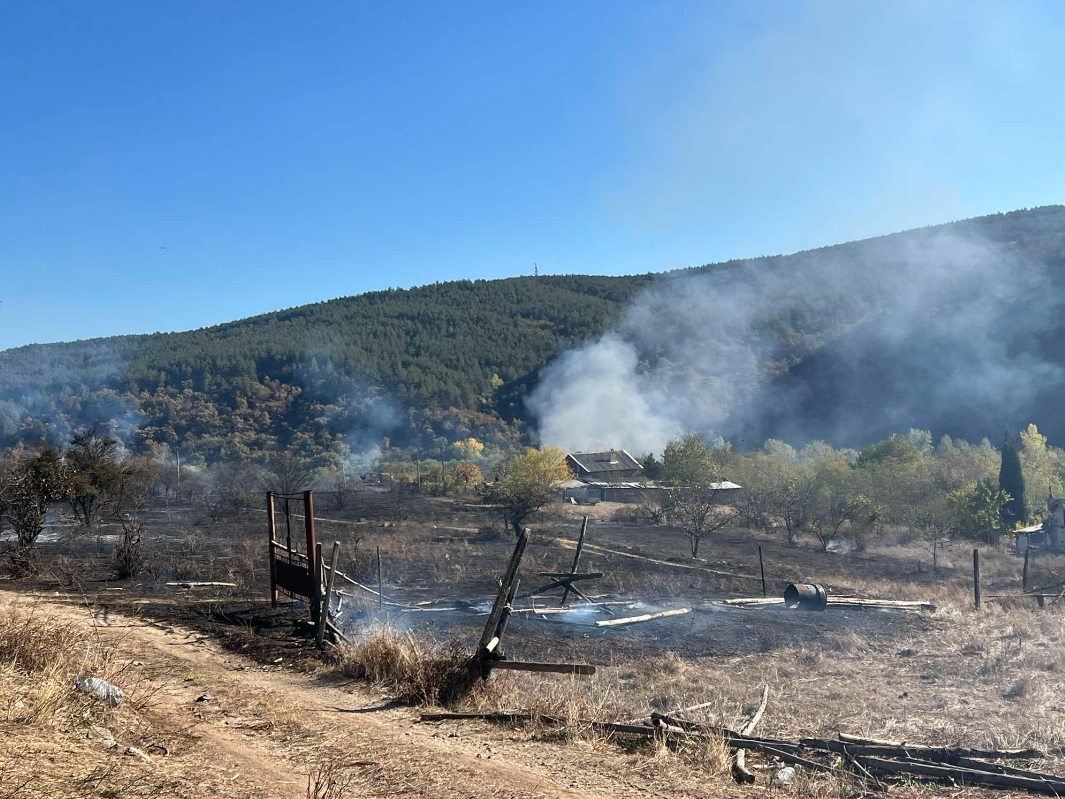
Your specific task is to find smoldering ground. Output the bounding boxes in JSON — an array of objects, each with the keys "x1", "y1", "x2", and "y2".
[{"x1": 528, "y1": 215, "x2": 1065, "y2": 454}]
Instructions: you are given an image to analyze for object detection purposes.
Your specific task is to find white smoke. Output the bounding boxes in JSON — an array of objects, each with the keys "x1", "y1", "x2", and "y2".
[{"x1": 528, "y1": 217, "x2": 1065, "y2": 454}]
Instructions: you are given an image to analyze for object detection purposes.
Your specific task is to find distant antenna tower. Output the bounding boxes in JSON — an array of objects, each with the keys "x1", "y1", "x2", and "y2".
[{"x1": 534, "y1": 262, "x2": 538, "y2": 277}]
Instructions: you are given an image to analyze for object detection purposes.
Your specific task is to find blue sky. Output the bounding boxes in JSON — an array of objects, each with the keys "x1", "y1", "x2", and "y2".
[{"x1": 1, "y1": 0, "x2": 1063, "y2": 350}]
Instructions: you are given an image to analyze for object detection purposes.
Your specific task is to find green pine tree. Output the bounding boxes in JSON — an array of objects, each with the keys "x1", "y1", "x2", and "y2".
[{"x1": 999, "y1": 432, "x2": 1028, "y2": 528}]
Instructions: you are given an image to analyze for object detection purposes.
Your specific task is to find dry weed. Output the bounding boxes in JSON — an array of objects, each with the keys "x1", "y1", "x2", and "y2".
[{"x1": 335, "y1": 626, "x2": 479, "y2": 706}]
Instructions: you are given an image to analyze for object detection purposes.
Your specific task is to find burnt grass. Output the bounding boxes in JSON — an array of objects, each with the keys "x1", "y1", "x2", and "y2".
[{"x1": 3, "y1": 486, "x2": 1038, "y2": 671}]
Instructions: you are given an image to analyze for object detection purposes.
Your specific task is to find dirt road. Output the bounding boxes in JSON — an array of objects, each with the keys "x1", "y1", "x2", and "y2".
[{"x1": 8, "y1": 591, "x2": 712, "y2": 799}]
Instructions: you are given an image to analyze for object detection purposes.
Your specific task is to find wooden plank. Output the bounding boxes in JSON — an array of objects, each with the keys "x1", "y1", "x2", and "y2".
[
  {"x1": 595, "y1": 608, "x2": 691, "y2": 627},
  {"x1": 266, "y1": 491, "x2": 278, "y2": 606},
  {"x1": 486, "y1": 660, "x2": 596, "y2": 676}
]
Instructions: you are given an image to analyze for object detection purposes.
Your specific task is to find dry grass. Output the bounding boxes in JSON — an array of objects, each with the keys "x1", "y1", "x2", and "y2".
[{"x1": 335, "y1": 625, "x2": 481, "y2": 706}]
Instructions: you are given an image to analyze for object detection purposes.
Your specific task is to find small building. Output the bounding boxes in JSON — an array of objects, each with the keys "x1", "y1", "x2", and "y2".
[{"x1": 566, "y1": 450, "x2": 643, "y2": 482}]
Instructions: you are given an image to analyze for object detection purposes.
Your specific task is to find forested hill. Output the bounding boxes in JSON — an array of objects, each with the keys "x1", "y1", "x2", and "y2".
[
  {"x1": 2, "y1": 205, "x2": 1064, "y2": 464},
  {"x1": 0, "y1": 275, "x2": 653, "y2": 462}
]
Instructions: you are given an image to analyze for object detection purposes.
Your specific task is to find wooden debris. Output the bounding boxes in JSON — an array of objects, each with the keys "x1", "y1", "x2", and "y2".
[
  {"x1": 166, "y1": 581, "x2": 237, "y2": 588},
  {"x1": 487, "y1": 660, "x2": 595, "y2": 676},
  {"x1": 856, "y1": 756, "x2": 1065, "y2": 795},
  {"x1": 595, "y1": 608, "x2": 691, "y2": 627},
  {"x1": 733, "y1": 685, "x2": 770, "y2": 784},
  {"x1": 839, "y1": 732, "x2": 905, "y2": 747}
]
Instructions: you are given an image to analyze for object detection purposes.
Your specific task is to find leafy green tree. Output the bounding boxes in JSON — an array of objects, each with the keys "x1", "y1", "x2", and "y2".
[
  {"x1": 950, "y1": 478, "x2": 1009, "y2": 545},
  {"x1": 1019, "y1": 423, "x2": 1061, "y2": 522},
  {"x1": 640, "y1": 453, "x2": 663, "y2": 480},
  {"x1": 808, "y1": 459, "x2": 870, "y2": 551},
  {"x1": 0, "y1": 447, "x2": 72, "y2": 548},
  {"x1": 661, "y1": 434, "x2": 716, "y2": 486},
  {"x1": 66, "y1": 429, "x2": 131, "y2": 528},
  {"x1": 485, "y1": 447, "x2": 572, "y2": 536},
  {"x1": 999, "y1": 433, "x2": 1027, "y2": 528}
]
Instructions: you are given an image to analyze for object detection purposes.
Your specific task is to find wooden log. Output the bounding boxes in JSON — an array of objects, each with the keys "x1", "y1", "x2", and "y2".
[
  {"x1": 486, "y1": 660, "x2": 596, "y2": 676},
  {"x1": 856, "y1": 755, "x2": 1065, "y2": 794},
  {"x1": 974, "y1": 548, "x2": 982, "y2": 610},
  {"x1": 839, "y1": 732, "x2": 905, "y2": 747},
  {"x1": 568, "y1": 585, "x2": 615, "y2": 615},
  {"x1": 166, "y1": 581, "x2": 238, "y2": 588},
  {"x1": 801, "y1": 738, "x2": 1043, "y2": 761},
  {"x1": 758, "y1": 545, "x2": 766, "y2": 597},
  {"x1": 325, "y1": 618, "x2": 349, "y2": 644},
  {"x1": 595, "y1": 607, "x2": 691, "y2": 627}
]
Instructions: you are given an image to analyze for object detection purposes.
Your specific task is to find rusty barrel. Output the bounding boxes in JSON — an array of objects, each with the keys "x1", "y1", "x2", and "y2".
[{"x1": 783, "y1": 583, "x2": 827, "y2": 611}]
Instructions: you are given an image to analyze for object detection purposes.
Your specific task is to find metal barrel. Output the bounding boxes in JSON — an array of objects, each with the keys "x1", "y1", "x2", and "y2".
[{"x1": 783, "y1": 583, "x2": 827, "y2": 611}]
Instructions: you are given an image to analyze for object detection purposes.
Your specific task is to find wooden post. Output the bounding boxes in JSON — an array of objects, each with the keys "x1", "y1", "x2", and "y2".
[
  {"x1": 304, "y1": 490, "x2": 318, "y2": 623},
  {"x1": 376, "y1": 546, "x2": 383, "y2": 610},
  {"x1": 973, "y1": 548, "x2": 981, "y2": 611},
  {"x1": 313, "y1": 542, "x2": 324, "y2": 626},
  {"x1": 1023, "y1": 548, "x2": 1030, "y2": 592},
  {"x1": 758, "y1": 545, "x2": 767, "y2": 598},
  {"x1": 492, "y1": 578, "x2": 519, "y2": 658},
  {"x1": 317, "y1": 541, "x2": 340, "y2": 649},
  {"x1": 561, "y1": 516, "x2": 589, "y2": 607},
  {"x1": 266, "y1": 491, "x2": 278, "y2": 607},
  {"x1": 476, "y1": 529, "x2": 530, "y2": 657}
]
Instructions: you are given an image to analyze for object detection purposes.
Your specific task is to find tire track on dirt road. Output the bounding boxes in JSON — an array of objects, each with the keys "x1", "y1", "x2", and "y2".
[{"x1": 5, "y1": 591, "x2": 666, "y2": 799}]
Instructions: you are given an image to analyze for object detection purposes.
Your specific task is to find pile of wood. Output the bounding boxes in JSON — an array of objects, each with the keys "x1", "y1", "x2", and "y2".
[{"x1": 421, "y1": 704, "x2": 1064, "y2": 794}]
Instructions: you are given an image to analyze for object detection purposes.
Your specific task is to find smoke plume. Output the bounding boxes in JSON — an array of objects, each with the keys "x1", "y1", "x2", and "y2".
[{"x1": 529, "y1": 215, "x2": 1065, "y2": 454}]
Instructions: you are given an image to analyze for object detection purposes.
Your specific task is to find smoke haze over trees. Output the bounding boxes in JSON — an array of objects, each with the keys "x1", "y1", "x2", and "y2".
[
  {"x1": 0, "y1": 207, "x2": 1064, "y2": 465},
  {"x1": 530, "y1": 206, "x2": 1065, "y2": 455}
]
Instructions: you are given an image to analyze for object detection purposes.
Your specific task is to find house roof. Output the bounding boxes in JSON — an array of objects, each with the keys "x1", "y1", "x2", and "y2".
[{"x1": 567, "y1": 450, "x2": 643, "y2": 474}]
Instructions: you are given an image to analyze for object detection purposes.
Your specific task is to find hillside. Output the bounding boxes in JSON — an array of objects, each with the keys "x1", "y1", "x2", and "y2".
[{"x1": 2, "y1": 206, "x2": 1064, "y2": 462}]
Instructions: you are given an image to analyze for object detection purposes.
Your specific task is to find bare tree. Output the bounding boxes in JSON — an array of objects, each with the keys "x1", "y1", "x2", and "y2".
[
  {"x1": 666, "y1": 483, "x2": 737, "y2": 558},
  {"x1": 265, "y1": 452, "x2": 314, "y2": 496}
]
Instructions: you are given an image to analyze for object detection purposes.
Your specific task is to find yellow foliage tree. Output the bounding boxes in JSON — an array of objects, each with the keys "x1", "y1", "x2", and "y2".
[
  {"x1": 486, "y1": 446, "x2": 573, "y2": 536},
  {"x1": 452, "y1": 437, "x2": 485, "y2": 459},
  {"x1": 449, "y1": 462, "x2": 484, "y2": 495}
]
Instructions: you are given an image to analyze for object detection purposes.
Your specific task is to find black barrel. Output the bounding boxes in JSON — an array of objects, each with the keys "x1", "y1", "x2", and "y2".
[{"x1": 783, "y1": 583, "x2": 827, "y2": 611}]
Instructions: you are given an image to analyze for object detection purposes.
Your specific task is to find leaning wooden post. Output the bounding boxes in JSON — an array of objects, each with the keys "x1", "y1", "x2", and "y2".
[
  {"x1": 973, "y1": 548, "x2": 982, "y2": 611},
  {"x1": 758, "y1": 545, "x2": 767, "y2": 598},
  {"x1": 561, "y1": 516, "x2": 589, "y2": 607},
  {"x1": 376, "y1": 546, "x2": 383, "y2": 610},
  {"x1": 313, "y1": 542, "x2": 324, "y2": 628},
  {"x1": 304, "y1": 490, "x2": 318, "y2": 624},
  {"x1": 1022, "y1": 548, "x2": 1030, "y2": 592},
  {"x1": 476, "y1": 529, "x2": 530, "y2": 671},
  {"x1": 317, "y1": 541, "x2": 340, "y2": 650},
  {"x1": 266, "y1": 491, "x2": 278, "y2": 607},
  {"x1": 490, "y1": 578, "x2": 520, "y2": 657}
]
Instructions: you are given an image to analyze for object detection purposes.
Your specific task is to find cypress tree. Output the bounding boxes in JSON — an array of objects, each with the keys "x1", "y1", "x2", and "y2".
[{"x1": 999, "y1": 432, "x2": 1028, "y2": 528}]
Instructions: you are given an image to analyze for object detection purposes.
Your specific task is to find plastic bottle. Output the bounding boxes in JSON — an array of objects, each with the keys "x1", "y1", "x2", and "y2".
[{"x1": 75, "y1": 676, "x2": 125, "y2": 706}]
